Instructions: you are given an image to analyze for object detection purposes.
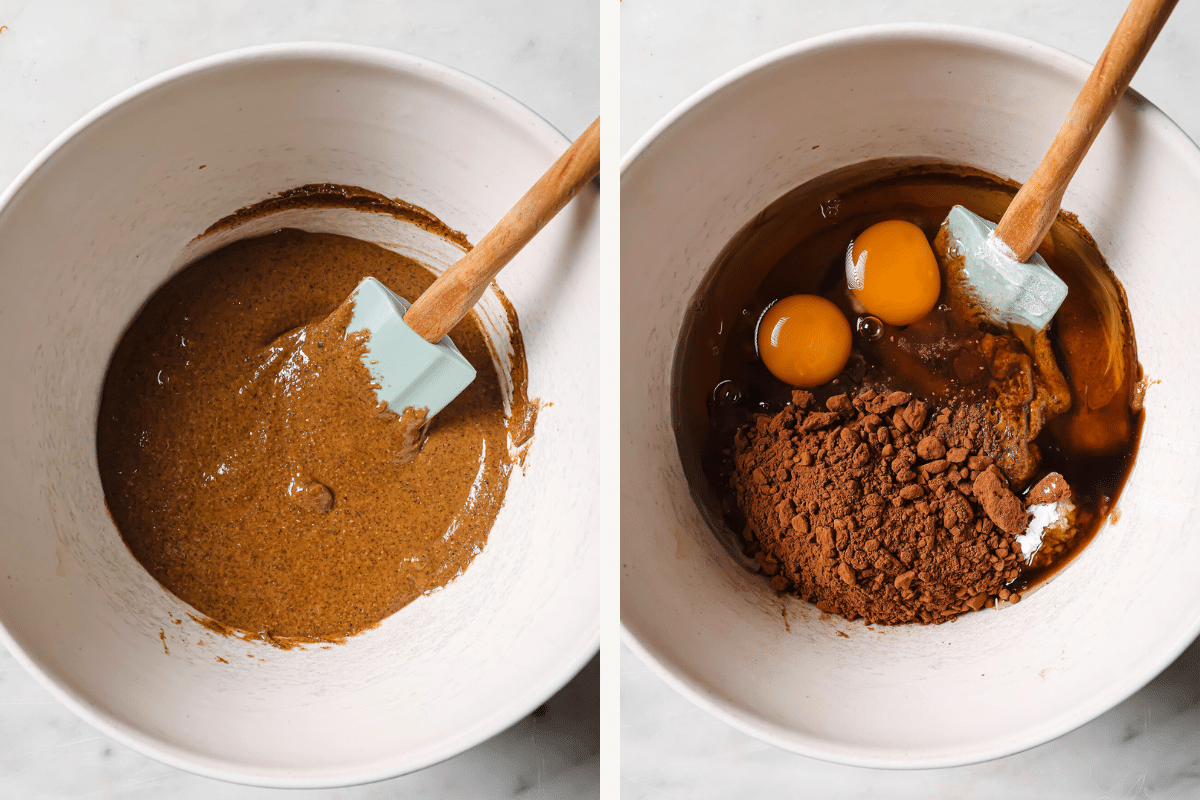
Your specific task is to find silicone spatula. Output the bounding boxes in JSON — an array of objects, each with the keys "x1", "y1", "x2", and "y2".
[
  {"x1": 344, "y1": 116, "x2": 600, "y2": 417},
  {"x1": 938, "y1": 0, "x2": 1177, "y2": 332}
]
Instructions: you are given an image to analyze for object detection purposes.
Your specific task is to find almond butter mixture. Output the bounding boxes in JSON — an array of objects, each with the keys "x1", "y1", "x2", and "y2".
[{"x1": 98, "y1": 228, "x2": 530, "y2": 642}]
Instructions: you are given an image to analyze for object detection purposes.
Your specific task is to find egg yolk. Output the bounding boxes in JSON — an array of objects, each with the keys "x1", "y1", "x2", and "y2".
[
  {"x1": 847, "y1": 219, "x2": 941, "y2": 326},
  {"x1": 758, "y1": 294, "x2": 851, "y2": 387}
]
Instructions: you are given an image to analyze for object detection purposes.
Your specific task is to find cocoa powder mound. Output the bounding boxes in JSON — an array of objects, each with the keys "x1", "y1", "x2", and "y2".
[{"x1": 732, "y1": 389, "x2": 1054, "y2": 625}]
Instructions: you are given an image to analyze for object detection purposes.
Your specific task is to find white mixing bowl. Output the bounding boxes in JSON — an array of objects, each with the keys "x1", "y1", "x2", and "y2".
[
  {"x1": 621, "y1": 24, "x2": 1200, "y2": 768},
  {"x1": 0, "y1": 44, "x2": 600, "y2": 786}
]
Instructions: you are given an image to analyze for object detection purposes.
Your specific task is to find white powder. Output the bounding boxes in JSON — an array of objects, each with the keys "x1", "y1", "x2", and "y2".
[{"x1": 1016, "y1": 499, "x2": 1076, "y2": 565}]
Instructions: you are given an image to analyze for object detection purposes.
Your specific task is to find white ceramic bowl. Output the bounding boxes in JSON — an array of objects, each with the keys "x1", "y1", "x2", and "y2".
[
  {"x1": 621, "y1": 24, "x2": 1200, "y2": 768},
  {"x1": 0, "y1": 44, "x2": 600, "y2": 787}
]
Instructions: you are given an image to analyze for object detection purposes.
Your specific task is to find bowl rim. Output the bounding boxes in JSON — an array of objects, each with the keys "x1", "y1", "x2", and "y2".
[
  {"x1": 0, "y1": 41, "x2": 598, "y2": 788},
  {"x1": 619, "y1": 21, "x2": 1200, "y2": 769}
]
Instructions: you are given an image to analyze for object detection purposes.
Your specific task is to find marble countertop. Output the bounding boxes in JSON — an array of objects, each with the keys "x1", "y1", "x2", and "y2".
[
  {"x1": 621, "y1": 0, "x2": 1199, "y2": 155},
  {"x1": 0, "y1": 2, "x2": 597, "y2": 798},
  {"x1": 621, "y1": 1, "x2": 1200, "y2": 797}
]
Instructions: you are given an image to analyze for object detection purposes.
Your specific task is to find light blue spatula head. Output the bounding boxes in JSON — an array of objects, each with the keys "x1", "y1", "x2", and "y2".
[
  {"x1": 345, "y1": 277, "x2": 477, "y2": 418},
  {"x1": 942, "y1": 205, "x2": 1068, "y2": 332}
]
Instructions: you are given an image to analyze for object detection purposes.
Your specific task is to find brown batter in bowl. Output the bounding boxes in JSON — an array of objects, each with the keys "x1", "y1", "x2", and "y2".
[{"x1": 97, "y1": 222, "x2": 531, "y2": 643}]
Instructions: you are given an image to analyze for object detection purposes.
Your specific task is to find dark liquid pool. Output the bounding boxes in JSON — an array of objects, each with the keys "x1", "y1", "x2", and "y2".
[{"x1": 673, "y1": 160, "x2": 1144, "y2": 594}]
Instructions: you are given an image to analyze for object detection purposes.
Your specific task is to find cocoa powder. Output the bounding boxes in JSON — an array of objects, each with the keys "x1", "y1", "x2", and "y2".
[
  {"x1": 1026, "y1": 472, "x2": 1071, "y2": 506},
  {"x1": 732, "y1": 389, "x2": 1057, "y2": 624}
]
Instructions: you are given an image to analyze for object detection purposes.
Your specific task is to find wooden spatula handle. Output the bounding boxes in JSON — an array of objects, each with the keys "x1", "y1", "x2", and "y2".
[
  {"x1": 994, "y1": 0, "x2": 1177, "y2": 262},
  {"x1": 404, "y1": 116, "x2": 601, "y2": 343}
]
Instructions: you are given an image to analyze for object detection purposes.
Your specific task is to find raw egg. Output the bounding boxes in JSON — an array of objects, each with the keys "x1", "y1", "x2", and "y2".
[
  {"x1": 757, "y1": 294, "x2": 851, "y2": 387},
  {"x1": 846, "y1": 219, "x2": 940, "y2": 326}
]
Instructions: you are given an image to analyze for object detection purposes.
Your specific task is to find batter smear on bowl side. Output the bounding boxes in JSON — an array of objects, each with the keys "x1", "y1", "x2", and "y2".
[
  {"x1": 97, "y1": 226, "x2": 531, "y2": 643},
  {"x1": 675, "y1": 161, "x2": 1144, "y2": 625}
]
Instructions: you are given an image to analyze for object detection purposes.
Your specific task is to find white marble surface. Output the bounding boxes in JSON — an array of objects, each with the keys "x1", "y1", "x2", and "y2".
[
  {"x1": 0, "y1": 1, "x2": 597, "y2": 797},
  {"x1": 621, "y1": 0, "x2": 1200, "y2": 155},
  {"x1": 622, "y1": 641, "x2": 1200, "y2": 799},
  {"x1": 621, "y1": 1, "x2": 1200, "y2": 797}
]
